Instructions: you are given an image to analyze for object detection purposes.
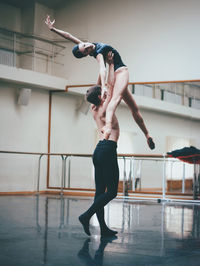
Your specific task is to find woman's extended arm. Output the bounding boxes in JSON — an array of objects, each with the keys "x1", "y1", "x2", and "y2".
[
  {"x1": 96, "y1": 53, "x2": 107, "y2": 98},
  {"x1": 45, "y1": 15, "x2": 82, "y2": 44}
]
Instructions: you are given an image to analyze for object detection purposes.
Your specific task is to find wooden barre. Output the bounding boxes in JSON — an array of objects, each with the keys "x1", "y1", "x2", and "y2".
[
  {"x1": 65, "y1": 79, "x2": 200, "y2": 91},
  {"x1": 0, "y1": 150, "x2": 169, "y2": 158}
]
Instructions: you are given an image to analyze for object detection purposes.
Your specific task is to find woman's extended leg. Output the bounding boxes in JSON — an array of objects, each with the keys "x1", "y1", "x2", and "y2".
[
  {"x1": 102, "y1": 68, "x2": 129, "y2": 139},
  {"x1": 122, "y1": 88, "x2": 155, "y2": 149}
]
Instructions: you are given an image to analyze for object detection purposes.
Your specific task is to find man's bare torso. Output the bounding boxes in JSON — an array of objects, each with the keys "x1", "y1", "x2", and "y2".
[{"x1": 91, "y1": 103, "x2": 119, "y2": 142}]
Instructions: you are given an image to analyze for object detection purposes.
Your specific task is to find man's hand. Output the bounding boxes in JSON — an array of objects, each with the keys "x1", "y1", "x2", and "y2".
[
  {"x1": 106, "y1": 51, "x2": 114, "y2": 65},
  {"x1": 101, "y1": 86, "x2": 108, "y2": 100},
  {"x1": 101, "y1": 123, "x2": 112, "y2": 140},
  {"x1": 45, "y1": 15, "x2": 55, "y2": 30}
]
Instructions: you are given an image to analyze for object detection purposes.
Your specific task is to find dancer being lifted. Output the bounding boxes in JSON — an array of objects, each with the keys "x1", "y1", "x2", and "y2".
[{"x1": 45, "y1": 15, "x2": 155, "y2": 149}]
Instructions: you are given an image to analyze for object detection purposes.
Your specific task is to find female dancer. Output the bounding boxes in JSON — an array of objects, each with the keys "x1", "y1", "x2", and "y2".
[{"x1": 45, "y1": 15, "x2": 155, "y2": 149}]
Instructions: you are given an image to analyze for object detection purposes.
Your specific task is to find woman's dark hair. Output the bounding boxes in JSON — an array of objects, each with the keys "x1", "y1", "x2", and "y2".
[
  {"x1": 86, "y1": 85, "x2": 101, "y2": 106},
  {"x1": 72, "y1": 44, "x2": 86, "y2": 58}
]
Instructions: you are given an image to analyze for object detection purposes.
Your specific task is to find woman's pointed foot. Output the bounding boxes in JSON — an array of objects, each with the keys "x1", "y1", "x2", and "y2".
[{"x1": 147, "y1": 137, "x2": 155, "y2": 150}]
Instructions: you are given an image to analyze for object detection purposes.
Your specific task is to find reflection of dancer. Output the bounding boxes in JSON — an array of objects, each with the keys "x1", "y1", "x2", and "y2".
[
  {"x1": 45, "y1": 15, "x2": 155, "y2": 149},
  {"x1": 78, "y1": 236, "x2": 117, "y2": 266},
  {"x1": 79, "y1": 53, "x2": 119, "y2": 236}
]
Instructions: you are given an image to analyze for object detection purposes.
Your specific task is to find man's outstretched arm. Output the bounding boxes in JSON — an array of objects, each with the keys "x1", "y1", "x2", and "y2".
[
  {"x1": 100, "y1": 52, "x2": 115, "y2": 113},
  {"x1": 107, "y1": 53, "x2": 115, "y2": 92}
]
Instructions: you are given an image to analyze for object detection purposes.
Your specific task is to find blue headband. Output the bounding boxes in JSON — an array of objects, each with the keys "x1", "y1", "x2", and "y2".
[{"x1": 72, "y1": 45, "x2": 86, "y2": 58}]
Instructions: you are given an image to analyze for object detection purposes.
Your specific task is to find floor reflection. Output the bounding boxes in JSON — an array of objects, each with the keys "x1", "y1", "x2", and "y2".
[
  {"x1": 77, "y1": 236, "x2": 117, "y2": 266},
  {"x1": 0, "y1": 195, "x2": 200, "y2": 266}
]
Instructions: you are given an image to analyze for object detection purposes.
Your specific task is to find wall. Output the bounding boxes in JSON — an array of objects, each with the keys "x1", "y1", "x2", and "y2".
[
  {"x1": 0, "y1": 82, "x2": 199, "y2": 191},
  {"x1": 0, "y1": 83, "x2": 49, "y2": 192},
  {"x1": 54, "y1": 0, "x2": 200, "y2": 83},
  {"x1": 49, "y1": 92, "x2": 200, "y2": 189}
]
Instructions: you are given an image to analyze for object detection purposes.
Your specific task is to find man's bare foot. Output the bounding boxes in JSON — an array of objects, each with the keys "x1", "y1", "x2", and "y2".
[
  {"x1": 79, "y1": 215, "x2": 91, "y2": 236},
  {"x1": 147, "y1": 137, "x2": 155, "y2": 150},
  {"x1": 101, "y1": 126, "x2": 111, "y2": 140}
]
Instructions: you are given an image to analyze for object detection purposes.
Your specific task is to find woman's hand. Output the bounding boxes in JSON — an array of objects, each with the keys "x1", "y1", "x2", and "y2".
[
  {"x1": 106, "y1": 51, "x2": 114, "y2": 65},
  {"x1": 45, "y1": 15, "x2": 55, "y2": 30}
]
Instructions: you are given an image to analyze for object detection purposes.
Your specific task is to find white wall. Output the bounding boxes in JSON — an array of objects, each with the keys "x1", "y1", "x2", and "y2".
[
  {"x1": 53, "y1": 0, "x2": 200, "y2": 83},
  {"x1": 0, "y1": 82, "x2": 199, "y2": 191},
  {"x1": 0, "y1": 83, "x2": 49, "y2": 192},
  {"x1": 49, "y1": 93, "x2": 200, "y2": 189}
]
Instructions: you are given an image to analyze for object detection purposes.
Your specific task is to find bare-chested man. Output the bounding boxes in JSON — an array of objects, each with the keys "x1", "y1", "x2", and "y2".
[{"x1": 79, "y1": 53, "x2": 119, "y2": 236}]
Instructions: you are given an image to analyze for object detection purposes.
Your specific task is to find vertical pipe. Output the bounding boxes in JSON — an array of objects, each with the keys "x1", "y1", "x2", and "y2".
[
  {"x1": 193, "y1": 163, "x2": 197, "y2": 200},
  {"x1": 174, "y1": 83, "x2": 177, "y2": 104},
  {"x1": 33, "y1": 46, "x2": 35, "y2": 71},
  {"x1": 68, "y1": 156, "x2": 71, "y2": 188},
  {"x1": 161, "y1": 89, "x2": 164, "y2": 100},
  {"x1": 64, "y1": 156, "x2": 68, "y2": 188},
  {"x1": 129, "y1": 158, "x2": 132, "y2": 184},
  {"x1": 182, "y1": 163, "x2": 185, "y2": 193},
  {"x1": 162, "y1": 155, "x2": 166, "y2": 200},
  {"x1": 152, "y1": 84, "x2": 156, "y2": 98},
  {"x1": 123, "y1": 157, "x2": 126, "y2": 196},
  {"x1": 13, "y1": 33, "x2": 16, "y2": 67},
  {"x1": 37, "y1": 154, "x2": 43, "y2": 193},
  {"x1": 132, "y1": 157, "x2": 135, "y2": 191},
  {"x1": 60, "y1": 155, "x2": 64, "y2": 196},
  {"x1": 181, "y1": 83, "x2": 185, "y2": 106},
  {"x1": 52, "y1": 45, "x2": 55, "y2": 75},
  {"x1": 139, "y1": 160, "x2": 142, "y2": 190},
  {"x1": 47, "y1": 92, "x2": 52, "y2": 188}
]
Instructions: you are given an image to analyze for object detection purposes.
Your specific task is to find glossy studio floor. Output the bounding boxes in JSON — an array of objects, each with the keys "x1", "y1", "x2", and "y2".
[{"x1": 0, "y1": 195, "x2": 200, "y2": 266}]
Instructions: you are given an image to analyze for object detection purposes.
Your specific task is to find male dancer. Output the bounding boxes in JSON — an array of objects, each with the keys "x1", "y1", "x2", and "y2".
[{"x1": 79, "y1": 52, "x2": 119, "y2": 236}]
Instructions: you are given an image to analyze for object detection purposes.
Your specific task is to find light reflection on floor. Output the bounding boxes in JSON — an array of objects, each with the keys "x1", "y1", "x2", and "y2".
[{"x1": 0, "y1": 195, "x2": 200, "y2": 266}]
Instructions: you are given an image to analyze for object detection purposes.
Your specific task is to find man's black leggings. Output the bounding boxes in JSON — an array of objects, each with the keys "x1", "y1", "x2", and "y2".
[{"x1": 81, "y1": 139, "x2": 119, "y2": 229}]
